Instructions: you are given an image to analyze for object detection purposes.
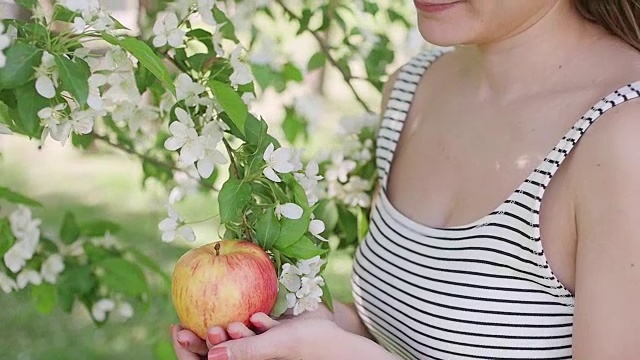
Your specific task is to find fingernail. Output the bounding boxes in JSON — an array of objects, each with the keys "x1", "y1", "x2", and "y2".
[
  {"x1": 208, "y1": 332, "x2": 221, "y2": 344},
  {"x1": 209, "y1": 347, "x2": 229, "y2": 360},
  {"x1": 177, "y1": 338, "x2": 189, "y2": 347}
]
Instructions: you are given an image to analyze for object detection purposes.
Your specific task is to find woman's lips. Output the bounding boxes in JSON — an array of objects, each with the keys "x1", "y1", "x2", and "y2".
[{"x1": 414, "y1": 1, "x2": 462, "y2": 13}]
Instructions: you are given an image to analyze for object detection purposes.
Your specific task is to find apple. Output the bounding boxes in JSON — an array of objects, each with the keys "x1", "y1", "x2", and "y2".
[{"x1": 171, "y1": 240, "x2": 279, "y2": 340}]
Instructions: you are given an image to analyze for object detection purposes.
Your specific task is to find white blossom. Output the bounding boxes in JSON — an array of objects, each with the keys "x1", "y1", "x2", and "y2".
[
  {"x1": 263, "y1": 143, "x2": 295, "y2": 182},
  {"x1": 41, "y1": 254, "x2": 65, "y2": 284},
  {"x1": 249, "y1": 37, "x2": 280, "y2": 70},
  {"x1": 92, "y1": 298, "x2": 116, "y2": 322},
  {"x1": 0, "y1": 23, "x2": 13, "y2": 69},
  {"x1": 275, "y1": 203, "x2": 303, "y2": 220},
  {"x1": 116, "y1": 301, "x2": 134, "y2": 319},
  {"x1": 325, "y1": 153, "x2": 356, "y2": 183},
  {"x1": 197, "y1": 0, "x2": 217, "y2": 25},
  {"x1": 337, "y1": 112, "x2": 378, "y2": 137},
  {"x1": 279, "y1": 263, "x2": 301, "y2": 292},
  {"x1": 0, "y1": 272, "x2": 16, "y2": 294},
  {"x1": 241, "y1": 92, "x2": 256, "y2": 106},
  {"x1": 91, "y1": 231, "x2": 120, "y2": 250},
  {"x1": 87, "y1": 73, "x2": 107, "y2": 111},
  {"x1": 16, "y1": 268, "x2": 42, "y2": 289},
  {"x1": 3, "y1": 246, "x2": 27, "y2": 274},
  {"x1": 297, "y1": 256, "x2": 324, "y2": 278},
  {"x1": 308, "y1": 219, "x2": 328, "y2": 242},
  {"x1": 0, "y1": 124, "x2": 12, "y2": 135},
  {"x1": 294, "y1": 160, "x2": 323, "y2": 206},
  {"x1": 197, "y1": 122, "x2": 228, "y2": 178},
  {"x1": 292, "y1": 275, "x2": 324, "y2": 316},
  {"x1": 175, "y1": 74, "x2": 206, "y2": 107},
  {"x1": 293, "y1": 95, "x2": 324, "y2": 129},
  {"x1": 158, "y1": 205, "x2": 196, "y2": 243},
  {"x1": 72, "y1": 17, "x2": 87, "y2": 33},
  {"x1": 342, "y1": 176, "x2": 372, "y2": 208},
  {"x1": 34, "y1": 52, "x2": 58, "y2": 99},
  {"x1": 152, "y1": 12, "x2": 185, "y2": 48},
  {"x1": 229, "y1": 46, "x2": 254, "y2": 88},
  {"x1": 4, "y1": 206, "x2": 41, "y2": 273},
  {"x1": 164, "y1": 108, "x2": 203, "y2": 166},
  {"x1": 58, "y1": 0, "x2": 100, "y2": 13}
]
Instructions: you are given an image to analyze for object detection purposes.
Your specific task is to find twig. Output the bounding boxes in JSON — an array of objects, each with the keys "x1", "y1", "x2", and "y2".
[
  {"x1": 92, "y1": 133, "x2": 180, "y2": 172},
  {"x1": 274, "y1": 0, "x2": 373, "y2": 113}
]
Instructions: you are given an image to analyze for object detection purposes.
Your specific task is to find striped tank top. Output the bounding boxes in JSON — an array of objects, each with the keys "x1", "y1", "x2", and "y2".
[{"x1": 351, "y1": 49, "x2": 640, "y2": 359}]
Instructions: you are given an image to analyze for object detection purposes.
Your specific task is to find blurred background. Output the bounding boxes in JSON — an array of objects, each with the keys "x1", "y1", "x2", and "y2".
[{"x1": 0, "y1": 0, "x2": 424, "y2": 358}]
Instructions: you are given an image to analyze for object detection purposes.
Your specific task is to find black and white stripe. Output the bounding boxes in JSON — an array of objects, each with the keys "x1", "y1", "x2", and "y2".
[{"x1": 352, "y1": 48, "x2": 640, "y2": 359}]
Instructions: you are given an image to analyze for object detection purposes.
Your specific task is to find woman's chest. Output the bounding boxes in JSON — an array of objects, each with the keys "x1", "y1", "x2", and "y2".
[{"x1": 384, "y1": 96, "x2": 582, "y2": 292}]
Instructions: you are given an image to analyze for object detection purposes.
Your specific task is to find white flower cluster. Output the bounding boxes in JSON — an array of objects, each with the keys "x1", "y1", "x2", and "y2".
[
  {"x1": 279, "y1": 256, "x2": 325, "y2": 316},
  {"x1": 58, "y1": 0, "x2": 115, "y2": 33},
  {"x1": 319, "y1": 112, "x2": 378, "y2": 208},
  {"x1": 158, "y1": 204, "x2": 195, "y2": 243},
  {"x1": 0, "y1": 23, "x2": 16, "y2": 70},
  {"x1": 1, "y1": 207, "x2": 65, "y2": 293},
  {"x1": 164, "y1": 106, "x2": 228, "y2": 179},
  {"x1": 91, "y1": 298, "x2": 134, "y2": 322},
  {"x1": 352, "y1": 0, "x2": 381, "y2": 58}
]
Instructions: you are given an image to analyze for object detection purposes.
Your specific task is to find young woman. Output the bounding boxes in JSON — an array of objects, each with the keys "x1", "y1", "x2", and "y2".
[{"x1": 172, "y1": 1, "x2": 640, "y2": 359}]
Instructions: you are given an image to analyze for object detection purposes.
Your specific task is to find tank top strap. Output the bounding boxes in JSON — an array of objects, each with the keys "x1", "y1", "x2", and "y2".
[
  {"x1": 527, "y1": 81, "x2": 640, "y2": 224},
  {"x1": 376, "y1": 47, "x2": 452, "y2": 189},
  {"x1": 535, "y1": 82, "x2": 640, "y2": 184}
]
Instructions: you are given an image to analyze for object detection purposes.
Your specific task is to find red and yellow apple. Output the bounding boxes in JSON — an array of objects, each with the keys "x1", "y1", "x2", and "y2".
[{"x1": 171, "y1": 240, "x2": 278, "y2": 340}]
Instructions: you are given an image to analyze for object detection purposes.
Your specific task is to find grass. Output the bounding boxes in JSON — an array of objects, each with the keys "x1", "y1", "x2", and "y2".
[{"x1": 0, "y1": 137, "x2": 355, "y2": 360}]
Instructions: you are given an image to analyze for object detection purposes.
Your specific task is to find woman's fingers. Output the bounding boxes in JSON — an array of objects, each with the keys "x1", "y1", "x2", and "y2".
[
  {"x1": 171, "y1": 324, "x2": 206, "y2": 359},
  {"x1": 226, "y1": 322, "x2": 256, "y2": 339},
  {"x1": 206, "y1": 326, "x2": 229, "y2": 348},
  {"x1": 249, "y1": 312, "x2": 280, "y2": 332}
]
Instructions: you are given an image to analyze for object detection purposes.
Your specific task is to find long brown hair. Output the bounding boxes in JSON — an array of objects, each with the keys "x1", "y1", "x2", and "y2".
[{"x1": 575, "y1": 0, "x2": 640, "y2": 51}]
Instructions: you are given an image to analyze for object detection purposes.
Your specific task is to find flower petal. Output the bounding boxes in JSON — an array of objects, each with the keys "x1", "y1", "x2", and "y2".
[
  {"x1": 278, "y1": 203, "x2": 303, "y2": 220},
  {"x1": 263, "y1": 167, "x2": 281, "y2": 182}
]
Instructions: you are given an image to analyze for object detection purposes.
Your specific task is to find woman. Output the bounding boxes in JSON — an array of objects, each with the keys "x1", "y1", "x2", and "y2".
[{"x1": 173, "y1": 1, "x2": 640, "y2": 359}]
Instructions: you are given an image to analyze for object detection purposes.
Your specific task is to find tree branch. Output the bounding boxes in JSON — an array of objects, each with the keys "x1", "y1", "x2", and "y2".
[{"x1": 274, "y1": 0, "x2": 373, "y2": 113}]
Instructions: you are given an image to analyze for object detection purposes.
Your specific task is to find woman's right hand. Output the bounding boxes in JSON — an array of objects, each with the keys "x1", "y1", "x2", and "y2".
[{"x1": 171, "y1": 304, "x2": 336, "y2": 360}]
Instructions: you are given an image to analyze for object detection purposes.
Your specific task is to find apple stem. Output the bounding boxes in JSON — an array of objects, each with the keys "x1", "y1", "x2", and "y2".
[{"x1": 214, "y1": 243, "x2": 221, "y2": 256}]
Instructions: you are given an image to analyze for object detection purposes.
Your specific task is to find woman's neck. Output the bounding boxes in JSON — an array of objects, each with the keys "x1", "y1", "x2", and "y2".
[{"x1": 462, "y1": 1, "x2": 609, "y2": 101}]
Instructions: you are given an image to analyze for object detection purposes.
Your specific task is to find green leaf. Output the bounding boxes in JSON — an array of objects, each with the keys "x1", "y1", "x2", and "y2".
[
  {"x1": 279, "y1": 236, "x2": 327, "y2": 259},
  {"x1": 15, "y1": 82, "x2": 48, "y2": 138},
  {"x1": 188, "y1": 53, "x2": 217, "y2": 73},
  {"x1": 60, "y1": 212, "x2": 81, "y2": 244},
  {"x1": 282, "y1": 108, "x2": 307, "y2": 144},
  {"x1": 0, "y1": 218, "x2": 15, "y2": 257},
  {"x1": 55, "y1": 56, "x2": 90, "y2": 106},
  {"x1": 15, "y1": 0, "x2": 36, "y2": 10},
  {"x1": 84, "y1": 243, "x2": 112, "y2": 263},
  {"x1": 142, "y1": 159, "x2": 173, "y2": 185},
  {"x1": 71, "y1": 133, "x2": 93, "y2": 149},
  {"x1": 31, "y1": 283, "x2": 57, "y2": 315},
  {"x1": 244, "y1": 114, "x2": 268, "y2": 146},
  {"x1": 284, "y1": 175, "x2": 309, "y2": 210},
  {"x1": 274, "y1": 208, "x2": 313, "y2": 250},
  {"x1": 297, "y1": 9, "x2": 313, "y2": 35},
  {"x1": 57, "y1": 262, "x2": 96, "y2": 312},
  {"x1": 0, "y1": 44, "x2": 42, "y2": 90},
  {"x1": 134, "y1": 64, "x2": 156, "y2": 94},
  {"x1": 128, "y1": 247, "x2": 171, "y2": 285},
  {"x1": 79, "y1": 220, "x2": 121, "y2": 237},
  {"x1": 210, "y1": 80, "x2": 247, "y2": 134},
  {"x1": 282, "y1": 63, "x2": 303, "y2": 83},
  {"x1": 212, "y1": 7, "x2": 239, "y2": 42},
  {"x1": 0, "y1": 186, "x2": 42, "y2": 207},
  {"x1": 314, "y1": 200, "x2": 339, "y2": 236},
  {"x1": 337, "y1": 206, "x2": 358, "y2": 246},
  {"x1": 357, "y1": 207, "x2": 370, "y2": 240},
  {"x1": 307, "y1": 52, "x2": 326, "y2": 72},
  {"x1": 104, "y1": 35, "x2": 175, "y2": 96},
  {"x1": 269, "y1": 283, "x2": 290, "y2": 318},
  {"x1": 218, "y1": 179, "x2": 252, "y2": 224},
  {"x1": 255, "y1": 208, "x2": 281, "y2": 250},
  {"x1": 186, "y1": 29, "x2": 214, "y2": 52},
  {"x1": 98, "y1": 258, "x2": 148, "y2": 297},
  {"x1": 321, "y1": 282, "x2": 334, "y2": 312},
  {"x1": 52, "y1": 5, "x2": 79, "y2": 22}
]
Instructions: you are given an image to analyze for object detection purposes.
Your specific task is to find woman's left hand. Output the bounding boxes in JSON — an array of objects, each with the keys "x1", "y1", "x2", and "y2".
[{"x1": 206, "y1": 312, "x2": 345, "y2": 360}]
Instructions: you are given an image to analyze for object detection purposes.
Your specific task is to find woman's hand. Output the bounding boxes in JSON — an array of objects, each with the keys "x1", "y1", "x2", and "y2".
[
  {"x1": 205, "y1": 312, "x2": 397, "y2": 360},
  {"x1": 171, "y1": 304, "x2": 336, "y2": 359}
]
